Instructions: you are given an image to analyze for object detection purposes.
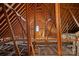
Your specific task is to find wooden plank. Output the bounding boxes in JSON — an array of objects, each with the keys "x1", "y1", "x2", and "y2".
[
  {"x1": 12, "y1": 10, "x2": 27, "y2": 35},
  {"x1": 0, "y1": 5, "x2": 26, "y2": 32},
  {"x1": 25, "y1": 4, "x2": 35, "y2": 56},
  {"x1": 25, "y1": 4, "x2": 31, "y2": 55},
  {"x1": 55, "y1": 3, "x2": 62, "y2": 56},
  {"x1": 4, "y1": 3, "x2": 26, "y2": 22},
  {"x1": 0, "y1": 14, "x2": 15, "y2": 31},
  {"x1": 0, "y1": 4, "x2": 15, "y2": 20},
  {"x1": 3, "y1": 4, "x2": 20, "y2": 56},
  {"x1": 0, "y1": 17, "x2": 17, "y2": 37},
  {"x1": 0, "y1": 4, "x2": 26, "y2": 37},
  {"x1": 69, "y1": 9, "x2": 79, "y2": 27}
]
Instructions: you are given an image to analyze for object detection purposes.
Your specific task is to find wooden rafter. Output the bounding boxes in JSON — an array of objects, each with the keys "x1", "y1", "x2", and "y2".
[
  {"x1": 3, "y1": 4, "x2": 20, "y2": 56},
  {"x1": 4, "y1": 3, "x2": 26, "y2": 21},
  {"x1": 0, "y1": 4, "x2": 26, "y2": 37},
  {"x1": 1, "y1": 18, "x2": 19, "y2": 38},
  {"x1": 69, "y1": 9, "x2": 79, "y2": 27}
]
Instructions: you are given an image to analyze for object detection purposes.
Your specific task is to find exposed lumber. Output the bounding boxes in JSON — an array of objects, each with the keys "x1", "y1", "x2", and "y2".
[
  {"x1": 13, "y1": 10, "x2": 27, "y2": 35},
  {"x1": 0, "y1": 4, "x2": 15, "y2": 20},
  {"x1": 68, "y1": 10, "x2": 78, "y2": 29},
  {"x1": 33, "y1": 4, "x2": 36, "y2": 50},
  {"x1": 0, "y1": 14, "x2": 15, "y2": 31},
  {"x1": 62, "y1": 10, "x2": 78, "y2": 33},
  {"x1": 69, "y1": 9, "x2": 79, "y2": 27},
  {"x1": 61, "y1": 6, "x2": 79, "y2": 10},
  {"x1": 4, "y1": 3, "x2": 26, "y2": 22},
  {"x1": 0, "y1": 4, "x2": 25, "y2": 36},
  {"x1": 0, "y1": 18, "x2": 19, "y2": 38},
  {"x1": 42, "y1": 5, "x2": 50, "y2": 52},
  {"x1": 0, "y1": 3, "x2": 21, "y2": 26},
  {"x1": 2, "y1": 8, "x2": 24, "y2": 37},
  {"x1": 25, "y1": 4, "x2": 31, "y2": 55},
  {"x1": 62, "y1": 16, "x2": 70, "y2": 33},
  {"x1": 25, "y1": 4, "x2": 35, "y2": 56},
  {"x1": 3, "y1": 4, "x2": 20, "y2": 56},
  {"x1": 70, "y1": 10, "x2": 79, "y2": 31},
  {"x1": 61, "y1": 10, "x2": 70, "y2": 33},
  {"x1": 55, "y1": 3, "x2": 62, "y2": 56},
  {"x1": 61, "y1": 9, "x2": 67, "y2": 32},
  {"x1": 0, "y1": 3, "x2": 79, "y2": 56},
  {"x1": 0, "y1": 17, "x2": 17, "y2": 36},
  {"x1": 17, "y1": 4, "x2": 25, "y2": 14}
]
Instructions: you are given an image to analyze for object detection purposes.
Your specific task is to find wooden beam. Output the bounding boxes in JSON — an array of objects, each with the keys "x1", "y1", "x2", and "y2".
[
  {"x1": 61, "y1": 10, "x2": 70, "y2": 33},
  {"x1": 61, "y1": 6, "x2": 79, "y2": 10},
  {"x1": 3, "y1": 4, "x2": 20, "y2": 56},
  {"x1": 0, "y1": 4, "x2": 24, "y2": 37},
  {"x1": 33, "y1": 4, "x2": 36, "y2": 51},
  {"x1": 25, "y1": 4, "x2": 31, "y2": 55},
  {"x1": 25, "y1": 4, "x2": 35, "y2": 56},
  {"x1": 0, "y1": 17, "x2": 17, "y2": 36},
  {"x1": 4, "y1": 3, "x2": 26, "y2": 22},
  {"x1": 0, "y1": 14, "x2": 15, "y2": 31},
  {"x1": 55, "y1": 3, "x2": 62, "y2": 56},
  {"x1": 13, "y1": 10, "x2": 27, "y2": 35},
  {"x1": 0, "y1": 18, "x2": 18, "y2": 38},
  {"x1": 0, "y1": 4, "x2": 25, "y2": 29},
  {"x1": 0, "y1": 3, "x2": 15, "y2": 20},
  {"x1": 0, "y1": 4, "x2": 26, "y2": 35},
  {"x1": 69, "y1": 9, "x2": 79, "y2": 27}
]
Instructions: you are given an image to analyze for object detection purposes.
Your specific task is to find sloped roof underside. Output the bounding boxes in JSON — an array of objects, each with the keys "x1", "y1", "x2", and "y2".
[{"x1": 0, "y1": 3, "x2": 79, "y2": 38}]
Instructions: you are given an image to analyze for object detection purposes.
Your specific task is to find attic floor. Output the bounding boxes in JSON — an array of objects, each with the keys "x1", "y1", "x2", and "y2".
[{"x1": 0, "y1": 40, "x2": 77, "y2": 56}]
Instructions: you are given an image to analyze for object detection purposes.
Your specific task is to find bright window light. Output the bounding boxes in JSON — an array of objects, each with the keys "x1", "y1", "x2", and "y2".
[{"x1": 36, "y1": 25, "x2": 39, "y2": 32}]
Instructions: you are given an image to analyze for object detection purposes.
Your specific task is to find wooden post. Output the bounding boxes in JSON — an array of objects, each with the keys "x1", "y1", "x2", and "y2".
[
  {"x1": 3, "y1": 4, "x2": 20, "y2": 56},
  {"x1": 55, "y1": 3, "x2": 62, "y2": 56},
  {"x1": 25, "y1": 4, "x2": 31, "y2": 55},
  {"x1": 25, "y1": 4, "x2": 35, "y2": 56},
  {"x1": 34, "y1": 4, "x2": 36, "y2": 49}
]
